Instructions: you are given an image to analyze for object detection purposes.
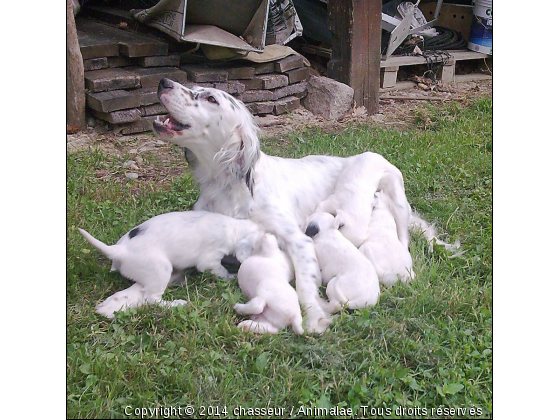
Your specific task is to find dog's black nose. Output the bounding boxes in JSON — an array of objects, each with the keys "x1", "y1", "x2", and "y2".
[
  {"x1": 160, "y1": 78, "x2": 174, "y2": 89},
  {"x1": 158, "y1": 78, "x2": 174, "y2": 98}
]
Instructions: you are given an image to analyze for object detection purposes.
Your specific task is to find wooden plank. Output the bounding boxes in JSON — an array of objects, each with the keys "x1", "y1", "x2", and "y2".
[
  {"x1": 86, "y1": 90, "x2": 141, "y2": 113},
  {"x1": 127, "y1": 66, "x2": 187, "y2": 88},
  {"x1": 84, "y1": 68, "x2": 140, "y2": 92},
  {"x1": 328, "y1": 0, "x2": 382, "y2": 114}
]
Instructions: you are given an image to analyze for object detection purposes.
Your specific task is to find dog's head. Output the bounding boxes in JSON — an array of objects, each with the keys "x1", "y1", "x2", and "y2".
[
  {"x1": 304, "y1": 212, "x2": 339, "y2": 238},
  {"x1": 154, "y1": 78, "x2": 260, "y2": 191}
]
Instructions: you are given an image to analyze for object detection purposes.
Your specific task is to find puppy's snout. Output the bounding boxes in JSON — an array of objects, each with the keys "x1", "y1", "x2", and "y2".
[
  {"x1": 158, "y1": 78, "x2": 175, "y2": 97},
  {"x1": 305, "y1": 223, "x2": 320, "y2": 238}
]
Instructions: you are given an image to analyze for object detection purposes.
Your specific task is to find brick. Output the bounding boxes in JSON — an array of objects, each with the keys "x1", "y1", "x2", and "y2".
[
  {"x1": 272, "y1": 81, "x2": 308, "y2": 100},
  {"x1": 90, "y1": 108, "x2": 142, "y2": 124},
  {"x1": 84, "y1": 68, "x2": 140, "y2": 92},
  {"x1": 180, "y1": 64, "x2": 228, "y2": 82},
  {"x1": 222, "y1": 66, "x2": 255, "y2": 80},
  {"x1": 107, "y1": 56, "x2": 133, "y2": 68},
  {"x1": 130, "y1": 87, "x2": 159, "y2": 106},
  {"x1": 127, "y1": 66, "x2": 187, "y2": 88},
  {"x1": 136, "y1": 54, "x2": 181, "y2": 68},
  {"x1": 239, "y1": 78, "x2": 264, "y2": 91},
  {"x1": 141, "y1": 103, "x2": 167, "y2": 116},
  {"x1": 114, "y1": 116, "x2": 158, "y2": 135},
  {"x1": 246, "y1": 102, "x2": 274, "y2": 115},
  {"x1": 274, "y1": 55, "x2": 304, "y2": 73},
  {"x1": 83, "y1": 57, "x2": 108, "y2": 72},
  {"x1": 238, "y1": 90, "x2": 274, "y2": 103},
  {"x1": 77, "y1": 19, "x2": 167, "y2": 59},
  {"x1": 272, "y1": 96, "x2": 300, "y2": 115},
  {"x1": 253, "y1": 62, "x2": 275, "y2": 75},
  {"x1": 86, "y1": 90, "x2": 141, "y2": 113},
  {"x1": 77, "y1": 30, "x2": 119, "y2": 60},
  {"x1": 255, "y1": 74, "x2": 288, "y2": 90},
  {"x1": 285, "y1": 67, "x2": 310, "y2": 84},
  {"x1": 212, "y1": 81, "x2": 246, "y2": 95}
]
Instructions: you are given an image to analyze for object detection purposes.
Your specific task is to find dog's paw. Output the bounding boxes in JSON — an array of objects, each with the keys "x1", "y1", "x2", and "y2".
[
  {"x1": 95, "y1": 303, "x2": 116, "y2": 319},
  {"x1": 169, "y1": 299, "x2": 188, "y2": 307},
  {"x1": 233, "y1": 303, "x2": 242, "y2": 313},
  {"x1": 305, "y1": 313, "x2": 333, "y2": 334},
  {"x1": 237, "y1": 320, "x2": 254, "y2": 332}
]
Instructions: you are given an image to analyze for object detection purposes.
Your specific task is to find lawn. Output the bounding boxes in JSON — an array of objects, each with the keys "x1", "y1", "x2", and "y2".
[{"x1": 67, "y1": 96, "x2": 492, "y2": 419}]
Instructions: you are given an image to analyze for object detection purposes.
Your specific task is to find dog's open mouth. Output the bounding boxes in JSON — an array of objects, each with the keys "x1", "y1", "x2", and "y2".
[{"x1": 153, "y1": 115, "x2": 191, "y2": 134}]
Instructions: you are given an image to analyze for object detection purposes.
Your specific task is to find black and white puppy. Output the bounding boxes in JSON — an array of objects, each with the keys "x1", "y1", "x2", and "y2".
[{"x1": 79, "y1": 211, "x2": 264, "y2": 318}]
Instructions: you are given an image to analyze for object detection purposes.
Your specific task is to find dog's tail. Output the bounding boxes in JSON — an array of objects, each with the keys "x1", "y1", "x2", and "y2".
[
  {"x1": 78, "y1": 228, "x2": 123, "y2": 262},
  {"x1": 408, "y1": 211, "x2": 464, "y2": 257}
]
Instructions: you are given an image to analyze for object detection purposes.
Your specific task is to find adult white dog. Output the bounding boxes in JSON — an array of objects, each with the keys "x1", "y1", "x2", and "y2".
[
  {"x1": 153, "y1": 78, "x2": 412, "y2": 333},
  {"x1": 79, "y1": 211, "x2": 264, "y2": 318},
  {"x1": 235, "y1": 233, "x2": 303, "y2": 335},
  {"x1": 305, "y1": 212, "x2": 380, "y2": 313},
  {"x1": 360, "y1": 191, "x2": 415, "y2": 285}
]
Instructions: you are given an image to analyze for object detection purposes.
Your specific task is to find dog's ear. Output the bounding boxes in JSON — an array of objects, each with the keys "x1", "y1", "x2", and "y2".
[
  {"x1": 305, "y1": 223, "x2": 320, "y2": 237},
  {"x1": 215, "y1": 111, "x2": 261, "y2": 195}
]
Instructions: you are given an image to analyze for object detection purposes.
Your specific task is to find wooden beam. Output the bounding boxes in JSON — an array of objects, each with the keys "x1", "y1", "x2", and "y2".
[
  {"x1": 67, "y1": 0, "x2": 87, "y2": 130},
  {"x1": 327, "y1": 0, "x2": 382, "y2": 114}
]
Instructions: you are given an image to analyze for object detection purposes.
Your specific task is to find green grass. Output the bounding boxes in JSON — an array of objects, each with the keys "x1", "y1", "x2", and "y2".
[{"x1": 67, "y1": 97, "x2": 492, "y2": 419}]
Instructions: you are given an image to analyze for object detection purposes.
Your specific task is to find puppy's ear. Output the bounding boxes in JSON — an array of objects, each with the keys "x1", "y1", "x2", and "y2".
[{"x1": 334, "y1": 209, "x2": 347, "y2": 230}]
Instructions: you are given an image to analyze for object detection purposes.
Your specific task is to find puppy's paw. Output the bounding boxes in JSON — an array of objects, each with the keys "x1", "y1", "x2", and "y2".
[
  {"x1": 305, "y1": 313, "x2": 332, "y2": 334},
  {"x1": 169, "y1": 299, "x2": 188, "y2": 307},
  {"x1": 95, "y1": 302, "x2": 117, "y2": 319},
  {"x1": 233, "y1": 303, "x2": 242, "y2": 314},
  {"x1": 237, "y1": 320, "x2": 254, "y2": 332}
]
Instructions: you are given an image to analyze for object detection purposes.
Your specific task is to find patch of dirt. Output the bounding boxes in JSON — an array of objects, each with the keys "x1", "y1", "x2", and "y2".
[{"x1": 67, "y1": 79, "x2": 491, "y2": 185}]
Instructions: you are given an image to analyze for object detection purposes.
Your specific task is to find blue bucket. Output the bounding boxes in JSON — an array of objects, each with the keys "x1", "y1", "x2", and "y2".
[{"x1": 468, "y1": 0, "x2": 492, "y2": 54}]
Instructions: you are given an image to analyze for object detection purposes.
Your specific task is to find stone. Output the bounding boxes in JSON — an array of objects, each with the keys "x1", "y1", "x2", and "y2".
[
  {"x1": 125, "y1": 172, "x2": 139, "y2": 179},
  {"x1": 302, "y1": 75, "x2": 354, "y2": 120},
  {"x1": 246, "y1": 102, "x2": 274, "y2": 115},
  {"x1": 253, "y1": 62, "x2": 275, "y2": 75},
  {"x1": 239, "y1": 78, "x2": 264, "y2": 91},
  {"x1": 90, "y1": 108, "x2": 141, "y2": 124},
  {"x1": 130, "y1": 87, "x2": 160, "y2": 106},
  {"x1": 212, "y1": 81, "x2": 246, "y2": 95},
  {"x1": 127, "y1": 66, "x2": 187, "y2": 88}
]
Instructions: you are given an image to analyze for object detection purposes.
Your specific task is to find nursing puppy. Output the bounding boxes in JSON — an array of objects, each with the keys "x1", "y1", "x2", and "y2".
[
  {"x1": 79, "y1": 211, "x2": 264, "y2": 318},
  {"x1": 360, "y1": 191, "x2": 415, "y2": 285},
  {"x1": 316, "y1": 153, "x2": 408, "y2": 247},
  {"x1": 234, "y1": 234, "x2": 303, "y2": 335},
  {"x1": 305, "y1": 212, "x2": 380, "y2": 313}
]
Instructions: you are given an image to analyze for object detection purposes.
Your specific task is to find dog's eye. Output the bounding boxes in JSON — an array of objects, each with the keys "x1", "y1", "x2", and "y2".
[{"x1": 207, "y1": 96, "x2": 218, "y2": 104}]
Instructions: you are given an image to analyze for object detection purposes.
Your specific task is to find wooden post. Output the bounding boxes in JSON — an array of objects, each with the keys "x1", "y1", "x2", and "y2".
[
  {"x1": 67, "y1": 0, "x2": 87, "y2": 130},
  {"x1": 327, "y1": 0, "x2": 382, "y2": 114}
]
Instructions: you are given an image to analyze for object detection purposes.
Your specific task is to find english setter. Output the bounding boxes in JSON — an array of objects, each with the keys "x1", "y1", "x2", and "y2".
[
  {"x1": 360, "y1": 191, "x2": 415, "y2": 285},
  {"x1": 234, "y1": 233, "x2": 303, "y2": 335},
  {"x1": 79, "y1": 211, "x2": 264, "y2": 318},
  {"x1": 153, "y1": 78, "x2": 412, "y2": 333},
  {"x1": 305, "y1": 212, "x2": 380, "y2": 313}
]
